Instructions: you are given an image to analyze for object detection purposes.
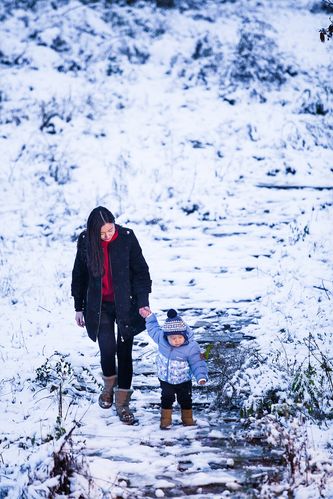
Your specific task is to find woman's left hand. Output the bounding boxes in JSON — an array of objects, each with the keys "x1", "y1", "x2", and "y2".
[
  {"x1": 139, "y1": 306, "x2": 152, "y2": 318},
  {"x1": 75, "y1": 311, "x2": 85, "y2": 327}
]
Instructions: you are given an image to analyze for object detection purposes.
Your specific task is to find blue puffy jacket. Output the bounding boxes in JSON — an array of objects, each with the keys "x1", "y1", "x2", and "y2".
[{"x1": 146, "y1": 314, "x2": 208, "y2": 385}]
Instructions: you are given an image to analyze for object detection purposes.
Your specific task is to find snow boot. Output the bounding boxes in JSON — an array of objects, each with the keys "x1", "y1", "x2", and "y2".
[
  {"x1": 98, "y1": 375, "x2": 117, "y2": 409},
  {"x1": 181, "y1": 409, "x2": 196, "y2": 426},
  {"x1": 114, "y1": 388, "x2": 135, "y2": 425},
  {"x1": 160, "y1": 409, "x2": 172, "y2": 430}
]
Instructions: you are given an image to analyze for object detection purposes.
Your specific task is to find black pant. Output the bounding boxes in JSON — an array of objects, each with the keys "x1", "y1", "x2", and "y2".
[
  {"x1": 97, "y1": 302, "x2": 133, "y2": 389},
  {"x1": 160, "y1": 379, "x2": 192, "y2": 410}
]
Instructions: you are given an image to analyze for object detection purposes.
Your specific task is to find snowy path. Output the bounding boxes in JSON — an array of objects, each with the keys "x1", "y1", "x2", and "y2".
[
  {"x1": 1, "y1": 184, "x2": 331, "y2": 498},
  {"x1": 70, "y1": 185, "x2": 333, "y2": 498},
  {"x1": 75, "y1": 324, "x2": 282, "y2": 499}
]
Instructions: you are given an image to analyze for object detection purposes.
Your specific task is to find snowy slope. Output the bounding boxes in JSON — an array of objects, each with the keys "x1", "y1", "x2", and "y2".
[{"x1": 0, "y1": 0, "x2": 332, "y2": 497}]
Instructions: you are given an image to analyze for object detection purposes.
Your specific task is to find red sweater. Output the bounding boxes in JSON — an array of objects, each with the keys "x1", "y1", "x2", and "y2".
[{"x1": 101, "y1": 230, "x2": 118, "y2": 302}]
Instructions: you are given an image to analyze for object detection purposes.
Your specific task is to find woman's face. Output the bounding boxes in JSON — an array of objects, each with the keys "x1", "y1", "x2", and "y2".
[{"x1": 100, "y1": 223, "x2": 116, "y2": 241}]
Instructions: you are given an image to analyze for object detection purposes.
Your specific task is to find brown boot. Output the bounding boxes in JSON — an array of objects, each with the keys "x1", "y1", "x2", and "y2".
[
  {"x1": 114, "y1": 388, "x2": 135, "y2": 425},
  {"x1": 98, "y1": 375, "x2": 117, "y2": 409},
  {"x1": 181, "y1": 409, "x2": 196, "y2": 426},
  {"x1": 160, "y1": 409, "x2": 172, "y2": 430}
]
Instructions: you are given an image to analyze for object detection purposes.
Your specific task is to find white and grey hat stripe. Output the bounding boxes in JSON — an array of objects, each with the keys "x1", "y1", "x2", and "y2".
[{"x1": 162, "y1": 319, "x2": 187, "y2": 334}]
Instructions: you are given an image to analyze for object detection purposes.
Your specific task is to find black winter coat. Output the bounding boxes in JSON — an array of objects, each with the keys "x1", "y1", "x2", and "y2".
[{"x1": 71, "y1": 225, "x2": 152, "y2": 342}]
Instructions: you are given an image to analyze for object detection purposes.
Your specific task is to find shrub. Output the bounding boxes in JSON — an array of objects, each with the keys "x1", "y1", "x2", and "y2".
[
  {"x1": 34, "y1": 352, "x2": 101, "y2": 404},
  {"x1": 210, "y1": 341, "x2": 258, "y2": 410},
  {"x1": 226, "y1": 17, "x2": 297, "y2": 92}
]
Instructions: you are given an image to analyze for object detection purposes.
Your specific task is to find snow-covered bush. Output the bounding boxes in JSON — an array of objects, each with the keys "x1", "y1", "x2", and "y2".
[
  {"x1": 258, "y1": 414, "x2": 333, "y2": 497},
  {"x1": 0, "y1": 0, "x2": 42, "y2": 17},
  {"x1": 226, "y1": 17, "x2": 297, "y2": 93},
  {"x1": 210, "y1": 342, "x2": 258, "y2": 410},
  {"x1": 172, "y1": 33, "x2": 224, "y2": 89},
  {"x1": 33, "y1": 352, "x2": 101, "y2": 405},
  {"x1": 237, "y1": 332, "x2": 333, "y2": 420},
  {"x1": 290, "y1": 334, "x2": 333, "y2": 419},
  {"x1": 222, "y1": 209, "x2": 333, "y2": 421},
  {"x1": 296, "y1": 85, "x2": 332, "y2": 116},
  {"x1": 7, "y1": 425, "x2": 93, "y2": 499},
  {"x1": 310, "y1": 0, "x2": 333, "y2": 14}
]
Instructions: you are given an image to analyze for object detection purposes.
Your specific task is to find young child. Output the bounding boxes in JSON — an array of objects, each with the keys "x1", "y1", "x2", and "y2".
[{"x1": 141, "y1": 308, "x2": 208, "y2": 429}]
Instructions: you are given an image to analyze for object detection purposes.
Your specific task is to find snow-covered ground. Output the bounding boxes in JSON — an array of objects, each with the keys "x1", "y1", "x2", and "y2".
[{"x1": 0, "y1": 0, "x2": 332, "y2": 497}]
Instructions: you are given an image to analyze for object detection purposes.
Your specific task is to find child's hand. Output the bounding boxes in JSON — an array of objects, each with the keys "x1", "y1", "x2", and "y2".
[
  {"x1": 139, "y1": 306, "x2": 152, "y2": 318},
  {"x1": 198, "y1": 379, "x2": 206, "y2": 385}
]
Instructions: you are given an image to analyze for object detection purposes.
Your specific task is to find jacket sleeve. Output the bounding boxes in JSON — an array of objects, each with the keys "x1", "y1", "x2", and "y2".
[
  {"x1": 71, "y1": 233, "x2": 89, "y2": 311},
  {"x1": 145, "y1": 314, "x2": 164, "y2": 345},
  {"x1": 188, "y1": 341, "x2": 208, "y2": 383},
  {"x1": 129, "y1": 231, "x2": 152, "y2": 308}
]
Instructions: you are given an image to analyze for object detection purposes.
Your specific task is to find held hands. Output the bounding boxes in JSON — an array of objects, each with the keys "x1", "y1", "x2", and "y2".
[
  {"x1": 76, "y1": 308, "x2": 150, "y2": 326},
  {"x1": 139, "y1": 306, "x2": 152, "y2": 318},
  {"x1": 75, "y1": 311, "x2": 85, "y2": 327}
]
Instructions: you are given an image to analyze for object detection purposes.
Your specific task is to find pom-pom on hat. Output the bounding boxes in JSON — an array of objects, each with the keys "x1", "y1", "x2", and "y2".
[{"x1": 162, "y1": 309, "x2": 187, "y2": 335}]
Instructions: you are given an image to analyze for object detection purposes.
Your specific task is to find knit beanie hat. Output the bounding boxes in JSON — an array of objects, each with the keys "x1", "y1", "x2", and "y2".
[{"x1": 162, "y1": 309, "x2": 187, "y2": 335}]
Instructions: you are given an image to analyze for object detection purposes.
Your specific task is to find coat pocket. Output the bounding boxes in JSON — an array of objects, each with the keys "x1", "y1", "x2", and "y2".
[{"x1": 117, "y1": 297, "x2": 146, "y2": 341}]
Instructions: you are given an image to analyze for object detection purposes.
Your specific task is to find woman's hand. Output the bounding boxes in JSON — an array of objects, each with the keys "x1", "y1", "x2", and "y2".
[
  {"x1": 75, "y1": 311, "x2": 85, "y2": 327},
  {"x1": 139, "y1": 306, "x2": 152, "y2": 318}
]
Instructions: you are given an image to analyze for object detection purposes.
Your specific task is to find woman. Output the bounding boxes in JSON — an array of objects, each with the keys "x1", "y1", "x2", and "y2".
[{"x1": 71, "y1": 206, "x2": 152, "y2": 425}]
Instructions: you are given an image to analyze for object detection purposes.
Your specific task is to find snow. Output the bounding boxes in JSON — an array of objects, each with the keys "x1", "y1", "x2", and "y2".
[{"x1": 0, "y1": 0, "x2": 333, "y2": 497}]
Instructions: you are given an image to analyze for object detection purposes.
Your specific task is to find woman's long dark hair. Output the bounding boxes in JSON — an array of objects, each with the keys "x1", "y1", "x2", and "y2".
[{"x1": 86, "y1": 206, "x2": 115, "y2": 277}]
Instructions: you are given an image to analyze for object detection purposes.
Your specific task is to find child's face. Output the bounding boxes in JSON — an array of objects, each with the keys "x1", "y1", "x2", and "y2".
[{"x1": 167, "y1": 334, "x2": 185, "y2": 347}]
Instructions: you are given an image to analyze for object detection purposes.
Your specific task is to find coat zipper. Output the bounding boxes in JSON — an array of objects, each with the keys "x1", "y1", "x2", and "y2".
[
  {"x1": 166, "y1": 347, "x2": 173, "y2": 382},
  {"x1": 108, "y1": 245, "x2": 123, "y2": 342},
  {"x1": 95, "y1": 277, "x2": 102, "y2": 340}
]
